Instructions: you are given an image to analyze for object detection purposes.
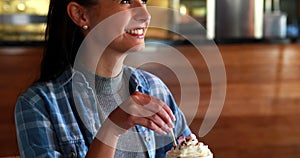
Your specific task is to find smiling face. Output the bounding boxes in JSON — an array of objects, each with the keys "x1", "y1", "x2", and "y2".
[{"x1": 85, "y1": 0, "x2": 151, "y2": 53}]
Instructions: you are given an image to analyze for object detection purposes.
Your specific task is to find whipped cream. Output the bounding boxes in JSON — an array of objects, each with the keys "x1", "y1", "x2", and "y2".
[{"x1": 166, "y1": 138, "x2": 213, "y2": 158}]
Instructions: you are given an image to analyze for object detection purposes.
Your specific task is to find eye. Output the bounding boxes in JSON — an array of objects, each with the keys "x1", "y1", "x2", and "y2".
[
  {"x1": 121, "y1": 0, "x2": 131, "y2": 4},
  {"x1": 141, "y1": 0, "x2": 148, "y2": 4}
]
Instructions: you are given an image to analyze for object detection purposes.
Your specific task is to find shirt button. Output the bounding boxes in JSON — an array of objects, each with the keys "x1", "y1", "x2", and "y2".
[
  {"x1": 145, "y1": 136, "x2": 151, "y2": 142},
  {"x1": 69, "y1": 151, "x2": 76, "y2": 158}
]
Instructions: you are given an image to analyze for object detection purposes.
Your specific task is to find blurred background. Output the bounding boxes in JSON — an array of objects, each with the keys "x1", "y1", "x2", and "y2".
[
  {"x1": 1, "y1": 0, "x2": 300, "y2": 157},
  {"x1": 1, "y1": 0, "x2": 300, "y2": 43}
]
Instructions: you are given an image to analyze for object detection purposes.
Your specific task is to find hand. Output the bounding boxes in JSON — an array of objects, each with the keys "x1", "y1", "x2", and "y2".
[
  {"x1": 102, "y1": 91, "x2": 176, "y2": 136},
  {"x1": 93, "y1": 91, "x2": 177, "y2": 154}
]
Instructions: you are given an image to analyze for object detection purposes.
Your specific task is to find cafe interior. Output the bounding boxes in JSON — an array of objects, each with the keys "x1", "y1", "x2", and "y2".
[{"x1": 1, "y1": 0, "x2": 300, "y2": 157}]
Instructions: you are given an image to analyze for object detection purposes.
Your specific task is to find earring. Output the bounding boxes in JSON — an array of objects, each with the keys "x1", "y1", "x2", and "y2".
[{"x1": 82, "y1": 25, "x2": 88, "y2": 30}]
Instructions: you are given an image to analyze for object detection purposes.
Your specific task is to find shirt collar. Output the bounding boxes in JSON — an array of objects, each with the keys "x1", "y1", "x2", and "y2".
[{"x1": 52, "y1": 65, "x2": 148, "y2": 95}]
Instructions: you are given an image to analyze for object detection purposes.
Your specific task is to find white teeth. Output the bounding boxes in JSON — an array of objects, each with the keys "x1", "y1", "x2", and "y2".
[
  {"x1": 138, "y1": 29, "x2": 143, "y2": 35},
  {"x1": 126, "y1": 28, "x2": 144, "y2": 35}
]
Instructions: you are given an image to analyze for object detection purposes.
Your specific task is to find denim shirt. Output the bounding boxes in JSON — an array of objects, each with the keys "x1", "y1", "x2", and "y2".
[{"x1": 15, "y1": 66, "x2": 191, "y2": 158}]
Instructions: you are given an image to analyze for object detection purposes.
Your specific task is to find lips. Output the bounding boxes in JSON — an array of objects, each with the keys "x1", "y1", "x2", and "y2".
[{"x1": 125, "y1": 28, "x2": 145, "y2": 38}]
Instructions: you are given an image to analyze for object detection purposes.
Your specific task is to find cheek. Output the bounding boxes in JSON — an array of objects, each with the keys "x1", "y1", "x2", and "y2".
[
  {"x1": 86, "y1": 8, "x2": 134, "y2": 47},
  {"x1": 97, "y1": 12, "x2": 132, "y2": 37},
  {"x1": 87, "y1": 6, "x2": 110, "y2": 28}
]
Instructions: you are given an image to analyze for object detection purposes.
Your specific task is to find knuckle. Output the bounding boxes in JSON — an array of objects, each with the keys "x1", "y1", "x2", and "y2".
[
  {"x1": 157, "y1": 100, "x2": 165, "y2": 108},
  {"x1": 146, "y1": 120, "x2": 154, "y2": 128},
  {"x1": 150, "y1": 114, "x2": 159, "y2": 122}
]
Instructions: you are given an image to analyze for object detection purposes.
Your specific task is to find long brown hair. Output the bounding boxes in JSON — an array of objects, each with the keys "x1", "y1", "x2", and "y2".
[{"x1": 39, "y1": 0, "x2": 97, "y2": 82}]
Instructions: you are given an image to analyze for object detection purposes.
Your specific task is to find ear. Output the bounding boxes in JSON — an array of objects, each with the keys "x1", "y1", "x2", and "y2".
[{"x1": 67, "y1": 2, "x2": 88, "y2": 28}]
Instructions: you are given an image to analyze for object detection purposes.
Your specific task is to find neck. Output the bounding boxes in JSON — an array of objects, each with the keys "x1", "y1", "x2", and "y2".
[
  {"x1": 83, "y1": 48, "x2": 127, "y2": 78},
  {"x1": 96, "y1": 54, "x2": 126, "y2": 78}
]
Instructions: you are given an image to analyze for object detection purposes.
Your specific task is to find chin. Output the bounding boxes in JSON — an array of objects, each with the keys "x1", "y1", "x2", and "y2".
[{"x1": 128, "y1": 43, "x2": 145, "y2": 53}]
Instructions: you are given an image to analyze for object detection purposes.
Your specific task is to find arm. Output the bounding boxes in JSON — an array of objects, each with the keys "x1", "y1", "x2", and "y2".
[
  {"x1": 86, "y1": 91, "x2": 176, "y2": 157},
  {"x1": 16, "y1": 88, "x2": 175, "y2": 157},
  {"x1": 15, "y1": 92, "x2": 121, "y2": 158},
  {"x1": 86, "y1": 117, "x2": 120, "y2": 158},
  {"x1": 86, "y1": 133, "x2": 118, "y2": 158}
]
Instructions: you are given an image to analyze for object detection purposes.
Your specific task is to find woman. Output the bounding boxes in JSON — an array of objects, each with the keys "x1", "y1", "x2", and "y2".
[{"x1": 15, "y1": 0, "x2": 192, "y2": 157}]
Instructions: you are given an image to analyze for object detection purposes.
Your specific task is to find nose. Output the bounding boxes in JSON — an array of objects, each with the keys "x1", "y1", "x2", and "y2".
[{"x1": 133, "y1": 3, "x2": 151, "y2": 23}]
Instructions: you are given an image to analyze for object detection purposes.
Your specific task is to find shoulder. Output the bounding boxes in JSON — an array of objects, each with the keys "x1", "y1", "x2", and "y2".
[
  {"x1": 17, "y1": 82, "x2": 53, "y2": 105},
  {"x1": 15, "y1": 82, "x2": 57, "y2": 118},
  {"x1": 15, "y1": 68, "x2": 73, "y2": 114}
]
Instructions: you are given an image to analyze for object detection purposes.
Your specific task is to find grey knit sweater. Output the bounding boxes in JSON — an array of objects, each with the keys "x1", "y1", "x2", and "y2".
[{"x1": 81, "y1": 65, "x2": 148, "y2": 158}]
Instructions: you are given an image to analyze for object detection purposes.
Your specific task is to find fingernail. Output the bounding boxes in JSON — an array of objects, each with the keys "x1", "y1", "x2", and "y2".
[
  {"x1": 167, "y1": 127, "x2": 173, "y2": 133},
  {"x1": 172, "y1": 116, "x2": 176, "y2": 121},
  {"x1": 161, "y1": 130, "x2": 167, "y2": 135},
  {"x1": 163, "y1": 124, "x2": 172, "y2": 133}
]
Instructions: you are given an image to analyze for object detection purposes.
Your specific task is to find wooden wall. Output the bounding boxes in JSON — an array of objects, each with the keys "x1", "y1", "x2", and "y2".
[
  {"x1": 1, "y1": 43, "x2": 300, "y2": 158},
  {"x1": 0, "y1": 46, "x2": 43, "y2": 157}
]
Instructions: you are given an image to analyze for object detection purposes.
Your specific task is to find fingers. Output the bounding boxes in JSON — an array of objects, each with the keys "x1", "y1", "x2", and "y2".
[
  {"x1": 149, "y1": 104, "x2": 174, "y2": 129},
  {"x1": 131, "y1": 116, "x2": 169, "y2": 135},
  {"x1": 142, "y1": 97, "x2": 175, "y2": 129},
  {"x1": 131, "y1": 91, "x2": 151, "y2": 105},
  {"x1": 161, "y1": 103, "x2": 176, "y2": 121},
  {"x1": 118, "y1": 91, "x2": 177, "y2": 135},
  {"x1": 147, "y1": 114, "x2": 173, "y2": 133},
  {"x1": 132, "y1": 91, "x2": 175, "y2": 120},
  {"x1": 131, "y1": 91, "x2": 176, "y2": 128}
]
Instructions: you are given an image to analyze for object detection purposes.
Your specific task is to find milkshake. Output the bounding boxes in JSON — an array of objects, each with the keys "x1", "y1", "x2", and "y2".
[{"x1": 166, "y1": 135, "x2": 213, "y2": 158}]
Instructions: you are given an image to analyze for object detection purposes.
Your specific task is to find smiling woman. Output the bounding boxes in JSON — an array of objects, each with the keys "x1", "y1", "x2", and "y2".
[{"x1": 14, "y1": 0, "x2": 195, "y2": 158}]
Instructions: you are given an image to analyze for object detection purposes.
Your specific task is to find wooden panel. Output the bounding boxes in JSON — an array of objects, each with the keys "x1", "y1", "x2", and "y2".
[
  {"x1": 0, "y1": 46, "x2": 43, "y2": 157},
  {"x1": 142, "y1": 44, "x2": 300, "y2": 158},
  {"x1": 2, "y1": 43, "x2": 300, "y2": 158}
]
